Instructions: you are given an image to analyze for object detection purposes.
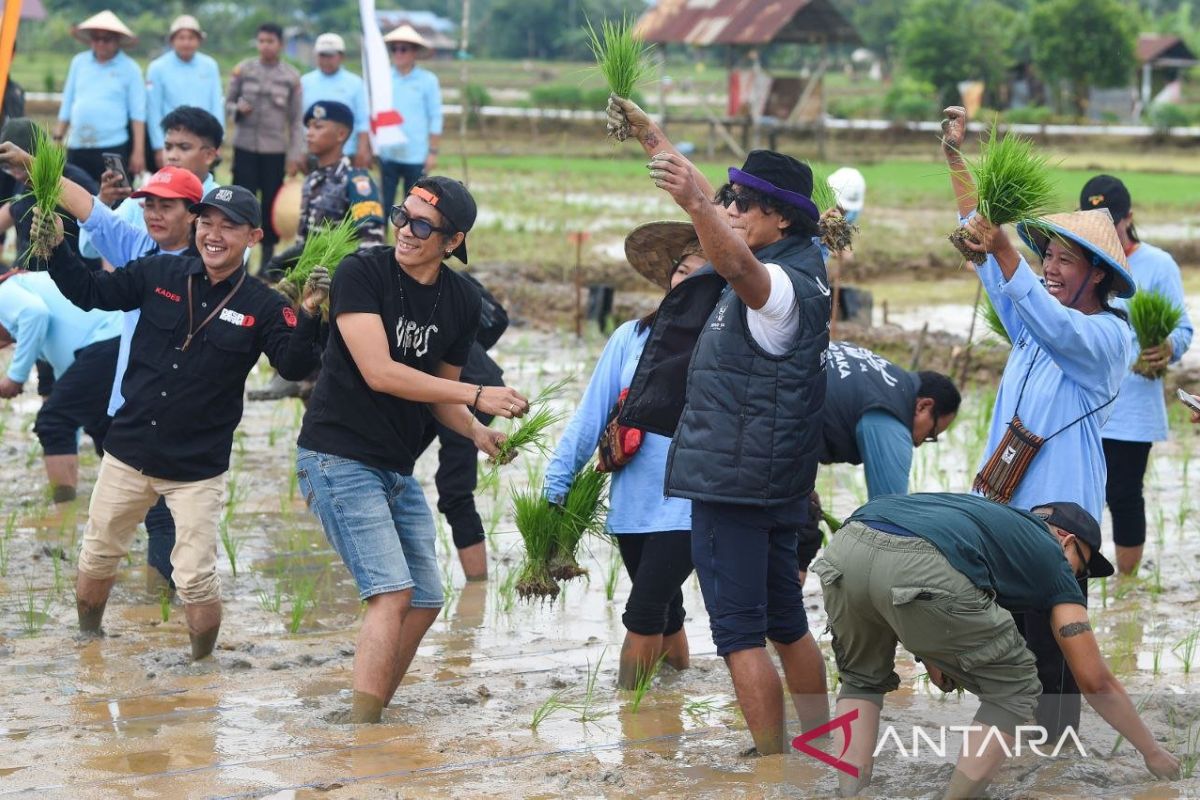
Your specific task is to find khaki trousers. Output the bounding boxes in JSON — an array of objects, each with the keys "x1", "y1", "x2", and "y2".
[{"x1": 78, "y1": 455, "x2": 226, "y2": 604}]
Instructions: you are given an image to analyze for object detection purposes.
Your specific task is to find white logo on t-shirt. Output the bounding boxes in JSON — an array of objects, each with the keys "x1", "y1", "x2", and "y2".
[{"x1": 395, "y1": 317, "x2": 439, "y2": 358}]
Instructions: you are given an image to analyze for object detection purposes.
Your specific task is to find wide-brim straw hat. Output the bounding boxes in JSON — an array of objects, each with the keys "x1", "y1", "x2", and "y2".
[
  {"x1": 1017, "y1": 209, "x2": 1135, "y2": 299},
  {"x1": 382, "y1": 24, "x2": 433, "y2": 57},
  {"x1": 624, "y1": 221, "x2": 702, "y2": 290},
  {"x1": 73, "y1": 10, "x2": 137, "y2": 47}
]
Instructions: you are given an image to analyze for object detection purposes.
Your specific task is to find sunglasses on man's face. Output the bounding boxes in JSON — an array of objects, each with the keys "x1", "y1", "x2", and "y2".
[
  {"x1": 388, "y1": 44, "x2": 416, "y2": 53},
  {"x1": 91, "y1": 34, "x2": 118, "y2": 43},
  {"x1": 390, "y1": 205, "x2": 453, "y2": 240},
  {"x1": 716, "y1": 185, "x2": 760, "y2": 215}
]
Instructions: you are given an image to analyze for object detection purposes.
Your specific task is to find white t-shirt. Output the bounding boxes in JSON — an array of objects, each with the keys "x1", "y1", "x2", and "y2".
[{"x1": 746, "y1": 262, "x2": 799, "y2": 355}]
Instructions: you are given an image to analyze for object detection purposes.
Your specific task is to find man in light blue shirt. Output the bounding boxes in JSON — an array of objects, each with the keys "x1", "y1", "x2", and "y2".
[
  {"x1": 0, "y1": 270, "x2": 122, "y2": 502},
  {"x1": 378, "y1": 25, "x2": 443, "y2": 212},
  {"x1": 54, "y1": 10, "x2": 147, "y2": 183},
  {"x1": 145, "y1": 16, "x2": 224, "y2": 169},
  {"x1": 302, "y1": 33, "x2": 372, "y2": 168},
  {"x1": 80, "y1": 106, "x2": 222, "y2": 263}
]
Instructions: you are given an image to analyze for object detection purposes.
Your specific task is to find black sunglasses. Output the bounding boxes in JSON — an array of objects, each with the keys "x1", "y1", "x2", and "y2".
[
  {"x1": 716, "y1": 184, "x2": 762, "y2": 215},
  {"x1": 390, "y1": 205, "x2": 453, "y2": 240},
  {"x1": 388, "y1": 44, "x2": 416, "y2": 53},
  {"x1": 1072, "y1": 540, "x2": 1091, "y2": 580}
]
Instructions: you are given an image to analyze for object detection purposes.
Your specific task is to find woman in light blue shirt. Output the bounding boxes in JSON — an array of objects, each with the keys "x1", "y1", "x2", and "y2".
[
  {"x1": 545, "y1": 221, "x2": 704, "y2": 689},
  {"x1": 942, "y1": 105, "x2": 1134, "y2": 739},
  {"x1": 1080, "y1": 175, "x2": 1193, "y2": 575}
]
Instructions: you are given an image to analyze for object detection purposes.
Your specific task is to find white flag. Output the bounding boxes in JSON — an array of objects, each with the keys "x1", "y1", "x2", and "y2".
[{"x1": 360, "y1": 0, "x2": 406, "y2": 148}]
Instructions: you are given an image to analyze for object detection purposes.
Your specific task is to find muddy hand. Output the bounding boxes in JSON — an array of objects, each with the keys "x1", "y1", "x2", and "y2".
[
  {"x1": 475, "y1": 387, "x2": 529, "y2": 419},
  {"x1": 607, "y1": 94, "x2": 651, "y2": 140},
  {"x1": 0, "y1": 142, "x2": 32, "y2": 172},
  {"x1": 965, "y1": 214, "x2": 1015, "y2": 258},
  {"x1": 1140, "y1": 342, "x2": 1172, "y2": 371},
  {"x1": 31, "y1": 207, "x2": 65, "y2": 248},
  {"x1": 925, "y1": 664, "x2": 959, "y2": 693},
  {"x1": 302, "y1": 267, "x2": 331, "y2": 313},
  {"x1": 942, "y1": 106, "x2": 968, "y2": 156},
  {"x1": 647, "y1": 152, "x2": 705, "y2": 212},
  {"x1": 1145, "y1": 746, "x2": 1181, "y2": 780}
]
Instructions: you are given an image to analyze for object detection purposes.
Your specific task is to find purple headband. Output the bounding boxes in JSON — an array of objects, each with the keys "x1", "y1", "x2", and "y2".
[{"x1": 728, "y1": 167, "x2": 820, "y2": 221}]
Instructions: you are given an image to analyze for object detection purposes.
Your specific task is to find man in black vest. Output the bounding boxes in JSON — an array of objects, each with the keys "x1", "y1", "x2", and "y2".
[
  {"x1": 799, "y1": 342, "x2": 961, "y2": 581},
  {"x1": 626, "y1": 147, "x2": 832, "y2": 755}
]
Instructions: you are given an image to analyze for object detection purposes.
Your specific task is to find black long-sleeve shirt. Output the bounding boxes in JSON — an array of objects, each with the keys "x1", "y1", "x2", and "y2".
[{"x1": 48, "y1": 242, "x2": 320, "y2": 481}]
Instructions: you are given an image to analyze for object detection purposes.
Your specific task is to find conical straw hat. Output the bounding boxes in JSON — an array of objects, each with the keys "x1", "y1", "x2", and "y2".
[
  {"x1": 624, "y1": 221, "x2": 703, "y2": 290},
  {"x1": 73, "y1": 10, "x2": 137, "y2": 46},
  {"x1": 382, "y1": 24, "x2": 433, "y2": 57},
  {"x1": 1017, "y1": 209, "x2": 1135, "y2": 299}
]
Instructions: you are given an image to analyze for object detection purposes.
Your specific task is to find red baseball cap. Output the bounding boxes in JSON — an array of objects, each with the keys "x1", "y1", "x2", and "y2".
[{"x1": 130, "y1": 167, "x2": 204, "y2": 203}]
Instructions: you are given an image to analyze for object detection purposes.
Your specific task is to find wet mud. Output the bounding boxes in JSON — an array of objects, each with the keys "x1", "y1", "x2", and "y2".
[{"x1": 0, "y1": 329, "x2": 1198, "y2": 799}]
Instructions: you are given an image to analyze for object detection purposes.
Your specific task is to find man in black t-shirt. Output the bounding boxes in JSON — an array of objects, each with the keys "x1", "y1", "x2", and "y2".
[
  {"x1": 296, "y1": 176, "x2": 529, "y2": 724},
  {"x1": 811, "y1": 494, "x2": 1178, "y2": 797}
]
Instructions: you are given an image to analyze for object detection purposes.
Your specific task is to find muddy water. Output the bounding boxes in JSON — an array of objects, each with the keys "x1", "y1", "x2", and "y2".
[{"x1": 1, "y1": 330, "x2": 1198, "y2": 799}]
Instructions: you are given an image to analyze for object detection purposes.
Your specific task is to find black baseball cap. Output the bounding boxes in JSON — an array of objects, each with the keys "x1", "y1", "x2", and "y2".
[
  {"x1": 190, "y1": 185, "x2": 262, "y2": 228},
  {"x1": 1080, "y1": 174, "x2": 1132, "y2": 222},
  {"x1": 1031, "y1": 502, "x2": 1115, "y2": 578},
  {"x1": 409, "y1": 176, "x2": 477, "y2": 263}
]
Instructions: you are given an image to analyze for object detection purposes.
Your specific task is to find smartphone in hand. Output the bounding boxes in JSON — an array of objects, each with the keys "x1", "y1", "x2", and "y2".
[
  {"x1": 102, "y1": 152, "x2": 130, "y2": 188},
  {"x1": 1177, "y1": 388, "x2": 1200, "y2": 414}
]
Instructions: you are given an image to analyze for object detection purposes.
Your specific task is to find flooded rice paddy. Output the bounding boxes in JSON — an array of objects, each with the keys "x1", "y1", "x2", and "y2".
[{"x1": 1, "y1": 327, "x2": 1198, "y2": 799}]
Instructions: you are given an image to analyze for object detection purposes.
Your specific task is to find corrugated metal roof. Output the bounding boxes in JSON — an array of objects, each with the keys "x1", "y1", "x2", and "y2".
[
  {"x1": 1136, "y1": 34, "x2": 1197, "y2": 65},
  {"x1": 635, "y1": 0, "x2": 860, "y2": 47}
]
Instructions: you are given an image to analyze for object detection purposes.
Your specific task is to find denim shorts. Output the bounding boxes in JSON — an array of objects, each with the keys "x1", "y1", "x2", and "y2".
[
  {"x1": 297, "y1": 447, "x2": 444, "y2": 607},
  {"x1": 690, "y1": 498, "x2": 809, "y2": 656}
]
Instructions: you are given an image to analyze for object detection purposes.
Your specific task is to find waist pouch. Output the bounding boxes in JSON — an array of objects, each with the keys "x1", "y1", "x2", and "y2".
[{"x1": 596, "y1": 388, "x2": 643, "y2": 473}]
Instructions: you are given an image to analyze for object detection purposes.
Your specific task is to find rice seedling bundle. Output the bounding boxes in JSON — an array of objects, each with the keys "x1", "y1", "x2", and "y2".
[
  {"x1": 586, "y1": 15, "x2": 653, "y2": 141},
  {"x1": 948, "y1": 125, "x2": 1057, "y2": 266},
  {"x1": 978, "y1": 294, "x2": 1011, "y2": 344},
  {"x1": 549, "y1": 468, "x2": 608, "y2": 581},
  {"x1": 284, "y1": 216, "x2": 359, "y2": 293},
  {"x1": 1128, "y1": 289, "x2": 1183, "y2": 379},
  {"x1": 512, "y1": 486, "x2": 560, "y2": 601},
  {"x1": 28, "y1": 126, "x2": 67, "y2": 263},
  {"x1": 489, "y1": 378, "x2": 572, "y2": 466},
  {"x1": 810, "y1": 168, "x2": 858, "y2": 253}
]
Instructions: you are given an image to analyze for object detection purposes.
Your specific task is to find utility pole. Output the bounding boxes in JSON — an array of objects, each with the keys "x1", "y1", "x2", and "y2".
[{"x1": 458, "y1": 0, "x2": 472, "y2": 182}]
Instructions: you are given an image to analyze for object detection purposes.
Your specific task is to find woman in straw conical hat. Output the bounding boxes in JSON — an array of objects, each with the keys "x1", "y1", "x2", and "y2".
[
  {"x1": 941, "y1": 104, "x2": 1134, "y2": 739},
  {"x1": 543, "y1": 221, "x2": 705, "y2": 690}
]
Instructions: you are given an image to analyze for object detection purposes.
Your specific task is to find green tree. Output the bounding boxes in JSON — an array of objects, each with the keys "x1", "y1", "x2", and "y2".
[
  {"x1": 896, "y1": 0, "x2": 1020, "y2": 107},
  {"x1": 481, "y1": 0, "x2": 643, "y2": 60},
  {"x1": 1028, "y1": 0, "x2": 1139, "y2": 116}
]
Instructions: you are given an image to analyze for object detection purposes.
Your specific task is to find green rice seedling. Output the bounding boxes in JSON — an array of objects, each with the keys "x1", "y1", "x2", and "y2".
[
  {"x1": 20, "y1": 579, "x2": 51, "y2": 636},
  {"x1": 627, "y1": 652, "x2": 666, "y2": 713},
  {"x1": 1099, "y1": 576, "x2": 1108, "y2": 609},
  {"x1": 978, "y1": 294, "x2": 1010, "y2": 344},
  {"x1": 1153, "y1": 639, "x2": 1165, "y2": 675},
  {"x1": 683, "y1": 696, "x2": 721, "y2": 721},
  {"x1": 51, "y1": 550, "x2": 63, "y2": 597},
  {"x1": 27, "y1": 126, "x2": 67, "y2": 263},
  {"x1": 288, "y1": 573, "x2": 318, "y2": 634},
  {"x1": 284, "y1": 216, "x2": 359, "y2": 294},
  {"x1": 257, "y1": 579, "x2": 283, "y2": 614},
  {"x1": 159, "y1": 586, "x2": 171, "y2": 622},
  {"x1": 511, "y1": 487, "x2": 560, "y2": 601},
  {"x1": 1127, "y1": 289, "x2": 1183, "y2": 379},
  {"x1": 549, "y1": 468, "x2": 608, "y2": 582},
  {"x1": 531, "y1": 688, "x2": 571, "y2": 731},
  {"x1": 497, "y1": 565, "x2": 518, "y2": 614},
  {"x1": 0, "y1": 511, "x2": 14, "y2": 576},
  {"x1": 948, "y1": 124, "x2": 1057, "y2": 265},
  {"x1": 577, "y1": 646, "x2": 609, "y2": 724},
  {"x1": 811, "y1": 167, "x2": 858, "y2": 252},
  {"x1": 604, "y1": 541, "x2": 622, "y2": 601},
  {"x1": 219, "y1": 520, "x2": 244, "y2": 578},
  {"x1": 488, "y1": 388, "x2": 569, "y2": 467},
  {"x1": 586, "y1": 14, "x2": 652, "y2": 141},
  {"x1": 1173, "y1": 627, "x2": 1200, "y2": 674},
  {"x1": 821, "y1": 510, "x2": 844, "y2": 538}
]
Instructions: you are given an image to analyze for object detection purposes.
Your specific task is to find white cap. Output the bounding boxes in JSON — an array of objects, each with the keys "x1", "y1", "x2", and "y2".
[
  {"x1": 168, "y1": 14, "x2": 204, "y2": 40},
  {"x1": 828, "y1": 167, "x2": 866, "y2": 214},
  {"x1": 314, "y1": 32, "x2": 345, "y2": 54}
]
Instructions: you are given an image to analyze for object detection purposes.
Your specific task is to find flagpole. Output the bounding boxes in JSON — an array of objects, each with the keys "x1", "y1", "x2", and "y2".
[{"x1": 458, "y1": 0, "x2": 471, "y2": 183}]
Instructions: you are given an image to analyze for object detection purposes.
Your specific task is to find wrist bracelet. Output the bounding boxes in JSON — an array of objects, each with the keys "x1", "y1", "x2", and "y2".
[{"x1": 470, "y1": 384, "x2": 483, "y2": 410}]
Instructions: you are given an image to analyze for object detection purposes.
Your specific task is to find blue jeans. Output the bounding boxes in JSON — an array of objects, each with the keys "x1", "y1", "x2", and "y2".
[
  {"x1": 380, "y1": 160, "x2": 425, "y2": 215},
  {"x1": 297, "y1": 447, "x2": 443, "y2": 606},
  {"x1": 691, "y1": 498, "x2": 809, "y2": 656}
]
